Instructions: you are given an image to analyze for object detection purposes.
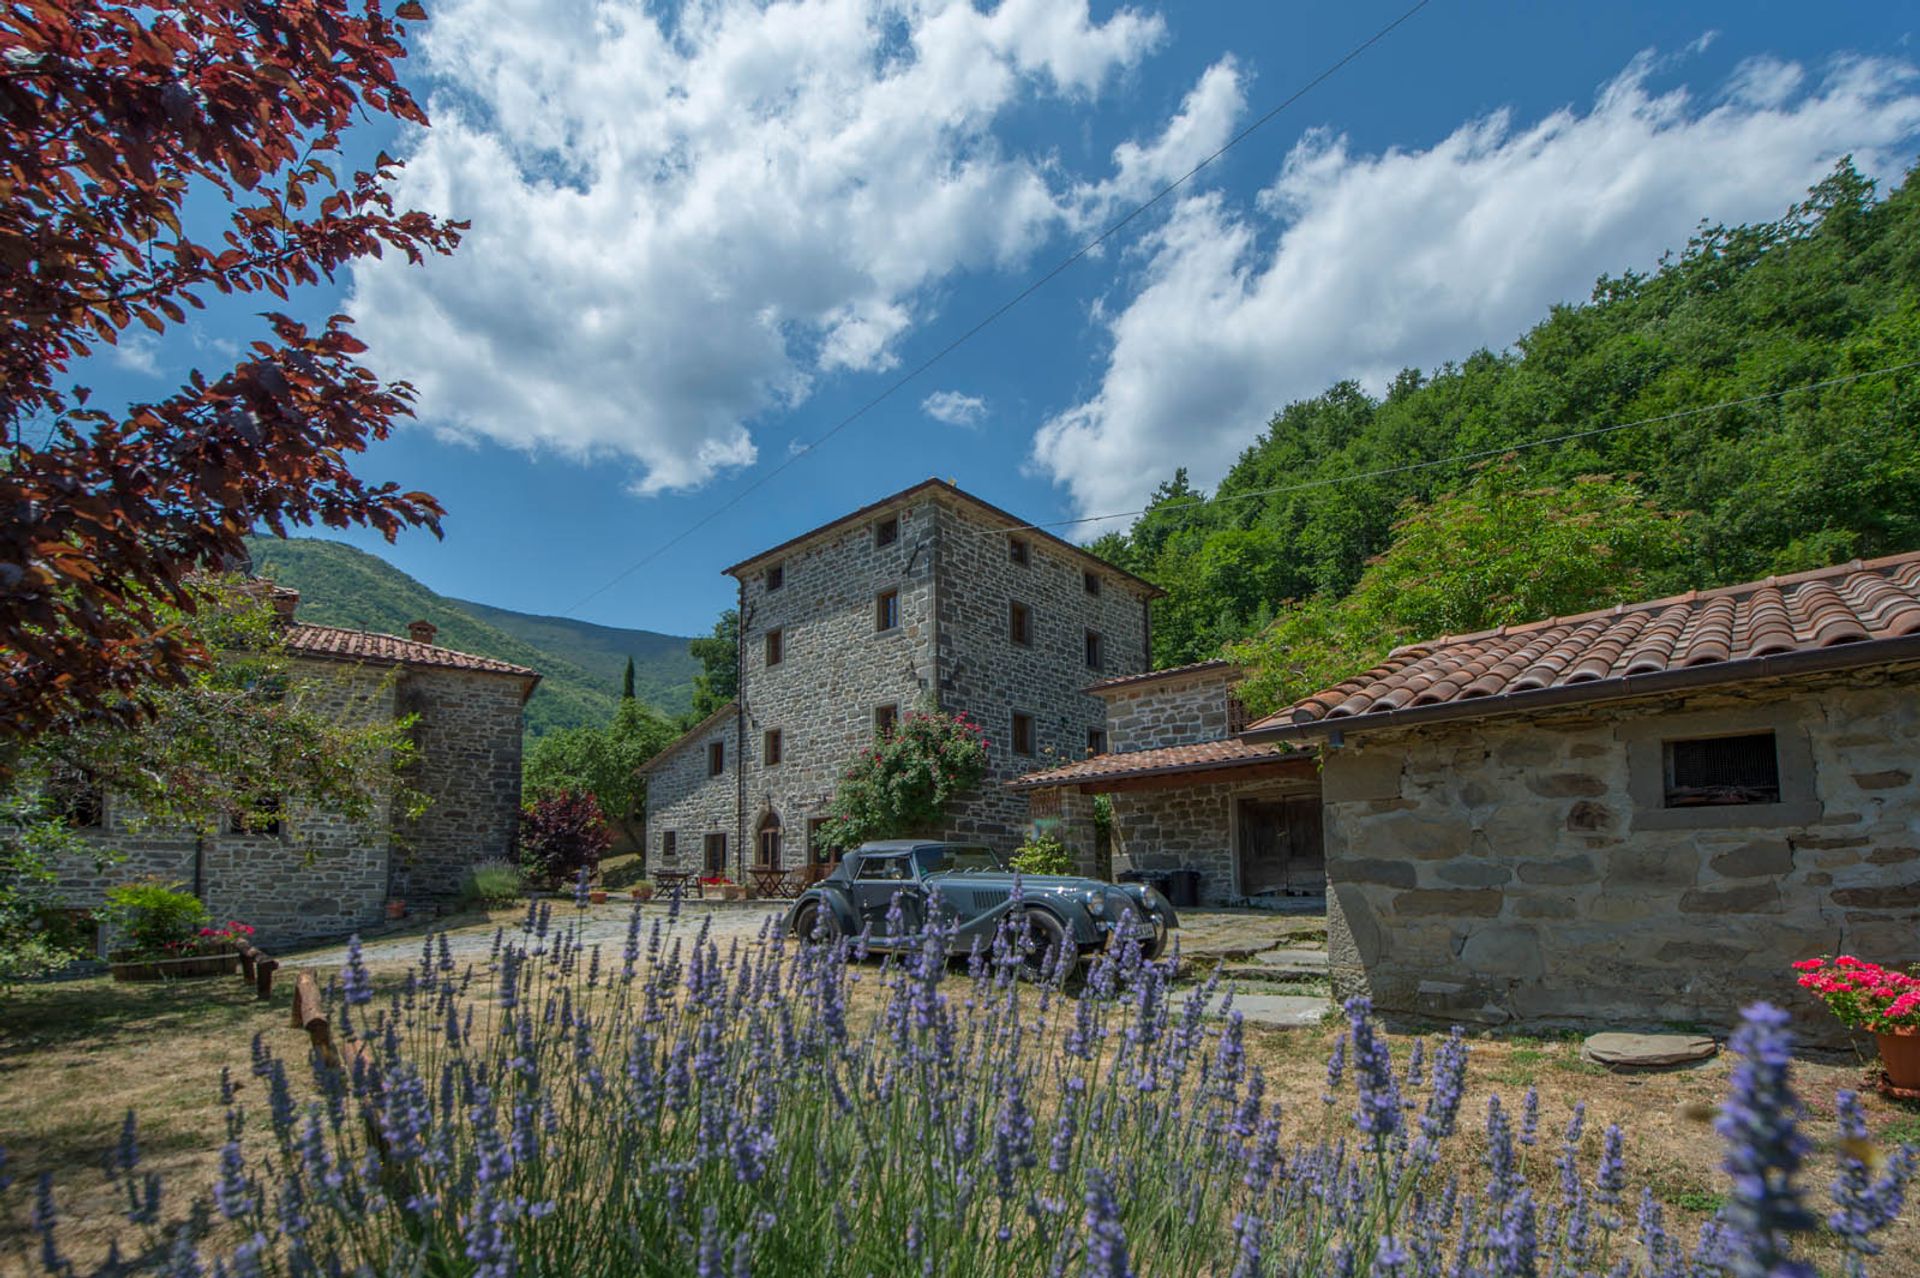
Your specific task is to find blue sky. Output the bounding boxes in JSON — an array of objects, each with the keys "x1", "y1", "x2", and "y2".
[{"x1": 84, "y1": 1, "x2": 1920, "y2": 638}]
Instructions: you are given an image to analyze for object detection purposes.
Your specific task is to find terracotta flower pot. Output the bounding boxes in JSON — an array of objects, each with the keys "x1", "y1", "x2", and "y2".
[
  {"x1": 589, "y1": 890, "x2": 608, "y2": 905},
  {"x1": 1877, "y1": 1028, "x2": 1920, "y2": 1090},
  {"x1": 632, "y1": 887, "x2": 654, "y2": 902},
  {"x1": 385, "y1": 899, "x2": 407, "y2": 921}
]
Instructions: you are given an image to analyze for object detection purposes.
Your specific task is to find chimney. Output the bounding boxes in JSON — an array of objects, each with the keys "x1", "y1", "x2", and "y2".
[
  {"x1": 407, "y1": 619, "x2": 437, "y2": 646},
  {"x1": 270, "y1": 588, "x2": 299, "y2": 624}
]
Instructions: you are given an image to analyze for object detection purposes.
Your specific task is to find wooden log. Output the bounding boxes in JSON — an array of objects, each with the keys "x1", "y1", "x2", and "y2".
[
  {"x1": 255, "y1": 957, "x2": 278, "y2": 1000},
  {"x1": 292, "y1": 969, "x2": 324, "y2": 1032},
  {"x1": 238, "y1": 946, "x2": 257, "y2": 982}
]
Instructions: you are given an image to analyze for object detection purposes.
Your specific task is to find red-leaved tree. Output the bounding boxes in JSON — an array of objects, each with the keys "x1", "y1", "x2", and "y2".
[{"x1": 1, "y1": 0, "x2": 463, "y2": 770}]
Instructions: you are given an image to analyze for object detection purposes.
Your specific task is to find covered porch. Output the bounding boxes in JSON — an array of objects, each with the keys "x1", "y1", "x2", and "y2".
[{"x1": 1012, "y1": 742, "x2": 1325, "y2": 908}]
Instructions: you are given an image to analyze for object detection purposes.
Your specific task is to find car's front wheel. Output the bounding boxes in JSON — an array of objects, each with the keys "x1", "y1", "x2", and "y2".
[
  {"x1": 1116, "y1": 907, "x2": 1168, "y2": 962},
  {"x1": 1013, "y1": 909, "x2": 1074, "y2": 981},
  {"x1": 790, "y1": 899, "x2": 843, "y2": 944}
]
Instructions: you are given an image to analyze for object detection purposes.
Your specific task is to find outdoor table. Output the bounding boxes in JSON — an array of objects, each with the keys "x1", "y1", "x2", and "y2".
[{"x1": 653, "y1": 870, "x2": 701, "y2": 899}]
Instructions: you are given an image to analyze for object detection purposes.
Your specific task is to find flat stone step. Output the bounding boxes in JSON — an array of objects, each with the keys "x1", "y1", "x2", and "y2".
[
  {"x1": 1204, "y1": 992, "x2": 1328, "y2": 1028},
  {"x1": 1219, "y1": 964, "x2": 1325, "y2": 987},
  {"x1": 1252, "y1": 948, "x2": 1328, "y2": 972},
  {"x1": 1581, "y1": 1032, "x2": 1719, "y2": 1069}
]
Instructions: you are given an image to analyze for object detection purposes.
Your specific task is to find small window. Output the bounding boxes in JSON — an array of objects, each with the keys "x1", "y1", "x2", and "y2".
[
  {"x1": 764, "y1": 563, "x2": 784, "y2": 591},
  {"x1": 229, "y1": 796, "x2": 281, "y2": 838},
  {"x1": 1663, "y1": 733, "x2": 1781, "y2": 807},
  {"x1": 875, "y1": 704, "x2": 900, "y2": 737},
  {"x1": 1011, "y1": 712, "x2": 1035, "y2": 756},
  {"x1": 1087, "y1": 728, "x2": 1108, "y2": 756},
  {"x1": 47, "y1": 768, "x2": 103, "y2": 830},
  {"x1": 875, "y1": 516, "x2": 899, "y2": 548},
  {"x1": 1083, "y1": 570, "x2": 1101, "y2": 596},
  {"x1": 756, "y1": 818, "x2": 781, "y2": 870},
  {"x1": 1085, "y1": 629, "x2": 1103, "y2": 670},
  {"x1": 876, "y1": 589, "x2": 899, "y2": 632},
  {"x1": 708, "y1": 741, "x2": 725, "y2": 777},
  {"x1": 764, "y1": 729, "x2": 783, "y2": 766},
  {"x1": 704, "y1": 833, "x2": 728, "y2": 875},
  {"x1": 765, "y1": 628, "x2": 783, "y2": 666},
  {"x1": 662, "y1": 831, "x2": 677, "y2": 863},
  {"x1": 856, "y1": 855, "x2": 910, "y2": 881},
  {"x1": 1009, "y1": 537, "x2": 1030, "y2": 566},
  {"x1": 1009, "y1": 601, "x2": 1031, "y2": 646}
]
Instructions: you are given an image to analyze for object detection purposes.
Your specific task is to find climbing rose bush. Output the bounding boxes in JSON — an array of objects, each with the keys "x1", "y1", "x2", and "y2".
[
  {"x1": 817, "y1": 708, "x2": 987, "y2": 853},
  {"x1": 1793, "y1": 956, "x2": 1920, "y2": 1032},
  {"x1": 8, "y1": 900, "x2": 1916, "y2": 1275}
]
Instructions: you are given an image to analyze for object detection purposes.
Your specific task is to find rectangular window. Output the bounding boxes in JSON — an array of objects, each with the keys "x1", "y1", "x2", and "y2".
[
  {"x1": 1663, "y1": 733, "x2": 1781, "y2": 807},
  {"x1": 875, "y1": 704, "x2": 900, "y2": 737},
  {"x1": 228, "y1": 796, "x2": 281, "y2": 838},
  {"x1": 876, "y1": 589, "x2": 899, "y2": 632},
  {"x1": 662, "y1": 831, "x2": 677, "y2": 864},
  {"x1": 875, "y1": 516, "x2": 899, "y2": 547},
  {"x1": 764, "y1": 729, "x2": 783, "y2": 766},
  {"x1": 1083, "y1": 570, "x2": 1101, "y2": 596},
  {"x1": 1009, "y1": 537, "x2": 1030, "y2": 566},
  {"x1": 1087, "y1": 728, "x2": 1108, "y2": 756},
  {"x1": 765, "y1": 628, "x2": 783, "y2": 666},
  {"x1": 1084, "y1": 629, "x2": 1103, "y2": 670},
  {"x1": 704, "y1": 833, "x2": 728, "y2": 875},
  {"x1": 708, "y1": 741, "x2": 725, "y2": 777},
  {"x1": 48, "y1": 768, "x2": 103, "y2": 830},
  {"x1": 1011, "y1": 712, "x2": 1035, "y2": 756},
  {"x1": 764, "y1": 563, "x2": 784, "y2": 591},
  {"x1": 1009, "y1": 600, "x2": 1031, "y2": 646}
]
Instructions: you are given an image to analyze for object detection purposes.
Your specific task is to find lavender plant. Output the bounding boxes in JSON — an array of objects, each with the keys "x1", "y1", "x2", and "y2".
[{"x1": 5, "y1": 901, "x2": 1913, "y2": 1276}]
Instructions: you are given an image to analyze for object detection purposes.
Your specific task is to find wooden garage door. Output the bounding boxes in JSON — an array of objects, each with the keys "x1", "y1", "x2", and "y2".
[{"x1": 1237, "y1": 797, "x2": 1325, "y2": 896}]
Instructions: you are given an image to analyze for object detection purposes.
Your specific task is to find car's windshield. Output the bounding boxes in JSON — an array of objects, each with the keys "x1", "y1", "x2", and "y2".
[{"x1": 914, "y1": 845, "x2": 1002, "y2": 876}]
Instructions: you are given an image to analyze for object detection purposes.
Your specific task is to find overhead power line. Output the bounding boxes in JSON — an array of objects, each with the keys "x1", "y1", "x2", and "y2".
[
  {"x1": 559, "y1": 0, "x2": 1435, "y2": 617},
  {"x1": 998, "y1": 358, "x2": 1920, "y2": 537}
]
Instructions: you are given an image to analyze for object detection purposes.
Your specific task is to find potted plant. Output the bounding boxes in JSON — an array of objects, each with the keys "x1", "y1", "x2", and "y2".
[
  {"x1": 589, "y1": 889, "x2": 609, "y2": 905},
  {"x1": 631, "y1": 884, "x2": 654, "y2": 903},
  {"x1": 1792, "y1": 956, "x2": 1920, "y2": 1088},
  {"x1": 386, "y1": 898, "x2": 407, "y2": 921}
]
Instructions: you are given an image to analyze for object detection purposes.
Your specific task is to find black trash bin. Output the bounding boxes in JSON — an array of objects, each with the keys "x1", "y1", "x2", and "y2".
[{"x1": 1166, "y1": 868, "x2": 1201, "y2": 908}]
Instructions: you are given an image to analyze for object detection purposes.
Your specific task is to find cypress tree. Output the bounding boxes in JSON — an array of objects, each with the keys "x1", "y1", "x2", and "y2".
[{"x1": 621, "y1": 655, "x2": 636, "y2": 700}]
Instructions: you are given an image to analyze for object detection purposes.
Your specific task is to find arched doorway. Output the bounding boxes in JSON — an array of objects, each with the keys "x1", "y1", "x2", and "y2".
[{"x1": 755, "y1": 810, "x2": 782, "y2": 870}]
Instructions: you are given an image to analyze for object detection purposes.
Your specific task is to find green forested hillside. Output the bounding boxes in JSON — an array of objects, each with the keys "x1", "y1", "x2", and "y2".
[
  {"x1": 243, "y1": 537, "x2": 697, "y2": 735},
  {"x1": 1091, "y1": 160, "x2": 1920, "y2": 669}
]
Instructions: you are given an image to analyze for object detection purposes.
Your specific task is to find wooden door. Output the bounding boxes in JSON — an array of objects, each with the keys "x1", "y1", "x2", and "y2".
[{"x1": 1237, "y1": 796, "x2": 1325, "y2": 896}]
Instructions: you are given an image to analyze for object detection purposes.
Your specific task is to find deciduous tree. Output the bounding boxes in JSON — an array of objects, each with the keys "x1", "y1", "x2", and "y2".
[{"x1": 1, "y1": 0, "x2": 462, "y2": 767}]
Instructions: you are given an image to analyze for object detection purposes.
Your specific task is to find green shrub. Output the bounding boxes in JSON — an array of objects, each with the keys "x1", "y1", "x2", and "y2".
[
  {"x1": 600, "y1": 855, "x2": 647, "y2": 891},
  {"x1": 1009, "y1": 831, "x2": 1074, "y2": 876},
  {"x1": 818, "y1": 709, "x2": 988, "y2": 853},
  {"x1": 103, "y1": 880, "x2": 209, "y2": 958},
  {"x1": 458, "y1": 860, "x2": 524, "y2": 910}
]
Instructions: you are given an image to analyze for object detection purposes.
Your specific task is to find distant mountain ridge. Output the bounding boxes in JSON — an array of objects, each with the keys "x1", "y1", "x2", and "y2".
[{"x1": 244, "y1": 536, "x2": 697, "y2": 736}]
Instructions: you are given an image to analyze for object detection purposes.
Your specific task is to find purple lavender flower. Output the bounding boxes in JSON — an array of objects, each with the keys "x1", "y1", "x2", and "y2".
[
  {"x1": 213, "y1": 1139, "x2": 251, "y2": 1219},
  {"x1": 1714, "y1": 1003, "x2": 1817, "y2": 1278},
  {"x1": 1324, "y1": 1030, "x2": 1348, "y2": 1105},
  {"x1": 342, "y1": 934, "x2": 372, "y2": 1007},
  {"x1": 1519, "y1": 1087, "x2": 1539, "y2": 1148},
  {"x1": 1344, "y1": 997, "x2": 1400, "y2": 1147},
  {"x1": 1826, "y1": 1089, "x2": 1915, "y2": 1276},
  {"x1": 573, "y1": 865, "x2": 591, "y2": 907},
  {"x1": 1082, "y1": 1168, "x2": 1133, "y2": 1278}
]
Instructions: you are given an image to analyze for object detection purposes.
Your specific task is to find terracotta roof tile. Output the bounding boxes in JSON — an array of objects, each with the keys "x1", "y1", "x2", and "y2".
[
  {"x1": 1007, "y1": 738, "x2": 1301, "y2": 790},
  {"x1": 284, "y1": 624, "x2": 539, "y2": 679},
  {"x1": 1084, "y1": 659, "x2": 1238, "y2": 694},
  {"x1": 1249, "y1": 550, "x2": 1920, "y2": 738}
]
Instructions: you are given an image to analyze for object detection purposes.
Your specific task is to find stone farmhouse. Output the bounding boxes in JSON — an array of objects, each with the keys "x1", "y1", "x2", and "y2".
[
  {"x1": 1226, "y1": 551, "x2": 1920, "y2": 1037},
  {"x1": 640, "y1": 480, "x2": 1161, "y2": 884},
  {"x1": 54, "y1": 589, "x2": 538, "y2": 946}
]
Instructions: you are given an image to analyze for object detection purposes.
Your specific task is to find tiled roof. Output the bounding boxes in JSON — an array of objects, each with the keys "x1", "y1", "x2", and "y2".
[
  {"x1": 1086, "y1": 659, "x2": 1237, "y2": 694},
  {"x1": 636, "y1": 701, "x2": 737, "y2": 774},
  {"x1": 1247, "y1": 551, "x2": 1920, "y2": 739},
  {"x1": 721, "y1": 479, "x2": 1165, "y2": 599},
  {"x1": 1008, "y1": 738, "x2": 1304, "y2": 791},
  {"x1": 285, "y1": 624, "x2": 540, "y2": 680}
]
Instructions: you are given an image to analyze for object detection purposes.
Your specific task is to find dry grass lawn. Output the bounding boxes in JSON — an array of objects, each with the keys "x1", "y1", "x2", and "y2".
[{"x1": 4, "y1": 947, "x2": 1918, "y2": 1274}]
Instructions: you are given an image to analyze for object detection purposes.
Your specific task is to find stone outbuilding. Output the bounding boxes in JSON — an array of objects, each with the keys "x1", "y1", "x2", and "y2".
[
  {"x1": 1011, "y1": 660, "x2": 1323, "y2": 906},
  {"x1": 641, "y1": 480, "x2": 1162, "y2": 887},
  {"x1": 54, "y1": 590, "x2": 539, "y2": 946},
  {"x1": 1240, "y1": 551, "x2": 1920, "y2": 1038}
]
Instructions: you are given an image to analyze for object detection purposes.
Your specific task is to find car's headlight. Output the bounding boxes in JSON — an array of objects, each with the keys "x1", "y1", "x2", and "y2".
[{"x1": 1085, "y1": 892, "x2": 1107, "y2": 916}]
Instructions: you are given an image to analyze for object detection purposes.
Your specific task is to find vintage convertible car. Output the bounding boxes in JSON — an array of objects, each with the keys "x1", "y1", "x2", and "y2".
[{"x1": 784, "y1": 839, "x2": 1178, "y2": 969}]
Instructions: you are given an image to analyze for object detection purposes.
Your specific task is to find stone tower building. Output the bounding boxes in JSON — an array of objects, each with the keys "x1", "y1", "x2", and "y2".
[{"x1": 642, "y1": 480, "x2": 1160, "y2": 880}]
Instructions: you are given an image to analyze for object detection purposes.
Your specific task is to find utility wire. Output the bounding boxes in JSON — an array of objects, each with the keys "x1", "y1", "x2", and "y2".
[
  {"x1": 560, "y1": 0, "x2": 1434, "y2": 616},
  {"x1": 996, "y1": 358, "x2": 1920, "y2": 536}
]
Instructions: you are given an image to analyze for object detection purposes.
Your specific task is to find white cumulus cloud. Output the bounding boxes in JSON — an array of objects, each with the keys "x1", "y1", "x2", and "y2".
[
  {"x1": 1031, "y1": 53, "x2": 1920, "y2": 523},
  {"x1": 922, "y1": 389, "x2": 989, "y2": 425},
  {"x1": 348, "y1": 0, "x2": 1166, "y2": 495}
]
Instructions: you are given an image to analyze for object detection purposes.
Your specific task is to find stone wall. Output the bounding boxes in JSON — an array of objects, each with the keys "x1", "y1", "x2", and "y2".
[
  {"x1": 735, "y1": 495, "x2": 939, "y2": 868},
  {"x1": 646, "y1": 709, "x2": 741, "y2": 875},
  {"x1": 1319, "y1": 667, "x2": 1920, "y2": 1040},
  {"x1": 52, "y1": 662, "x2": 401, "y2": 947},
  {"x1": 1101, "y1": 666, "x2": 1239, "y2": 751},
  {"x1": 934, "y1": 499, "x2": 1151, "y2": 847},
  {"x1": 395, "y1": 667, "x2": 530, "y2": 905},
  {"x1": 1111, "y1": 774, "x2": 1321, "y2": 905}
]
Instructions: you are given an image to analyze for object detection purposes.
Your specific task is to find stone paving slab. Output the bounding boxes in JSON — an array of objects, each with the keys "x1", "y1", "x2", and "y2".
[
  {"x1": 1174, "y1": 908, "x2": 1328, "y2": 963},
  {"x1": 1251, "y1": 948, "x2": 1328, "y2": 971},
  {"x1": 1204, "y1": 991, "x2": 1329, "y2": 1028},
  {"x1": 1581, "y1": 1032, "x2": 1719, "y2": 1069}
]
